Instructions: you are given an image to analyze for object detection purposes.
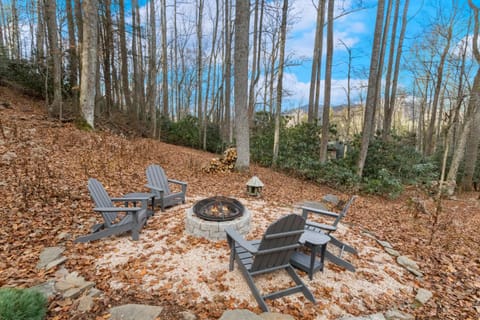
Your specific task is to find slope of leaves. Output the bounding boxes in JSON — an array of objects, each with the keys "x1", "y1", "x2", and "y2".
[{"x1": 0, "y1": 85, "x2": 478, "y2": 319}]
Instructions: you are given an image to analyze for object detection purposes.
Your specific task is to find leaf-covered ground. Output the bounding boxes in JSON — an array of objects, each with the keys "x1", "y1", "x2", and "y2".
[{"x1": 0, "y1": 86, "x2": 479, "y2": 319}]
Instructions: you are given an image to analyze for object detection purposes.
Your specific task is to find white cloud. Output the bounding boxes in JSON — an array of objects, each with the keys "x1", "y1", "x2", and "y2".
[{"x1": 281, "y1": 72, "x2": 368, "y2": 107}]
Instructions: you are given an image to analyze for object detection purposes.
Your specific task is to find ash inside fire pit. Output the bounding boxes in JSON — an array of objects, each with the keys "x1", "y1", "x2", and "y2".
[{"x1": 193, "y1": 196, "x2": 244, "y2": 221}]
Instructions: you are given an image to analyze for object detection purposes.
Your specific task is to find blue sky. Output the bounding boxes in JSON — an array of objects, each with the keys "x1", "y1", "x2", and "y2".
[{"x1": 279, "y1": 0, "x2": 476, "y2": 107}]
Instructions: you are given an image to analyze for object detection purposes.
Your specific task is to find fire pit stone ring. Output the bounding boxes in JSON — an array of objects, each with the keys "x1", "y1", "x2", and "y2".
[{"x1": 185, "y1": 196, "x2": 251, "y2": 241}]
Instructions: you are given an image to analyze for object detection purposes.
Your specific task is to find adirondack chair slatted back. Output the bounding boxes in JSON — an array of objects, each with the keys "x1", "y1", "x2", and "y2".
[
  {"x1": 146, "y1": 165, "x2": 171, "y2": 196},
  {"x1": 251, "y1": 214, "x2": 305, "y2": 272},
  {"x1": 332, "y1": 195, "x2": 357, "y2": 228},
  {"x1": 87, "y1": 178, "x2": 117, "y2": 227}
]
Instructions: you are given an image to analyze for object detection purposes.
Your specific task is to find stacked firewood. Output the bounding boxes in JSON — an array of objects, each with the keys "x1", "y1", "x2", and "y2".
[{"x1": 203, "y1": 148, "x2": 237, "y2": 173}]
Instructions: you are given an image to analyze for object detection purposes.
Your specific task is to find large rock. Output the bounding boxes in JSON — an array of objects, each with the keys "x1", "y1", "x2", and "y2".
[
  {"x1": 55, "y1": 271, "x2": 95, "y2": 299},
  {"x1": 219, "y1": 310, "x2": 263, "y2": 320},
  {"x1": 322, "y1": 194, "x2": 340, "y2": 205},
  {"x1": 415, "y1": 288, "x2": 433, "y2": 305},
  {"x1": 37, "y1": 247, "x2": 65, "y2": 270},
  {"x1": 30, "y1": 280, "x2": 56, "y2": 298},
  {"x1": 397, "y1": 256, "x2": 423, "y2": 277},
  {"x1": 340, "y1": 313, "x2": 386, "y2": 320},
  {"x1": 109, "y1": 304, "x2": 163, "y2": 320},
  {"x1": 385, "y1": 309, "x2": 415, "y2": 320},
  {"x1": 259, "y1": 312, "x2": 295, "y2": 320}
]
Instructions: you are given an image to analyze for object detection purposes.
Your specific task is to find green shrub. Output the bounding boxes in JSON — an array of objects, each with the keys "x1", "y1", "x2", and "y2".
[
  {"x1": 0, "y1": 288, "x2": 47, "y2": 320},
  {"x1": 360, "y1": 168, "x2": 403, "y2": 198},
  {"x1": 315, "y1": 160, "x2": 360, "y2": 190}
]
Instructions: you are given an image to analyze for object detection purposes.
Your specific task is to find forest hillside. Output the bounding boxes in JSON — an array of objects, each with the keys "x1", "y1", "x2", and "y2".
[{"x1": 0, "y1": 85, "x2": 479, "y2": 319}]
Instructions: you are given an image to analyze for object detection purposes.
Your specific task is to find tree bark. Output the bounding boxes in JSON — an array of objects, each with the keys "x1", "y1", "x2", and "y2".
[
  {"x1": 308, "y1": 0, "x2": 326, "y2": 123},
  {"x1": 356, "y1": 0, "x2": 385, "y2": 177},
  {"x1": 272, "y1": 0, "x2": 288, "y2": 165},
  {"x1": 425, "y1": 16, "x2": 454, "y2": 155},
  {"x1": 118, "y1": 0, "x2": 131, "y2": 111},
  {"x1": 44, "y1": 0, "x2": 62, "y2": 118},
  {"x1": 234, "y1": 0, "x2": 250, "y2": 171},
  {"x1": 319, "y1": 0, "x2": 334, "y2": 163},
  {"x1": 147, "y1": 0, "x2": 158, "y2": 137},
  {"x1": 160, "y1": 0, "x2": 168, "y2": 117},
  {"x1": 79, "y1": 0, "x2": 98, "y2": 128},
  {"x1": 66, "y1": 0, "x2": 78, "y2": 89}
]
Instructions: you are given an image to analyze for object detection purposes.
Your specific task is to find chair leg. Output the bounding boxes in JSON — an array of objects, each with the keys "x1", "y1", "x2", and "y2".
[
  {"x1": 285, "y1": 265, "x2": 316, "y2": 303},
  {"x1": 237, "y1": 262, "x2": 270, "y2": 312}
]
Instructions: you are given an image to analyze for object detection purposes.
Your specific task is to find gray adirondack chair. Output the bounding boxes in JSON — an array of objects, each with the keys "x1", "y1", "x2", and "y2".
[
  {"x1": 302, "y1": 195, "x2": 357, "y2": 234},
  {"x1": 145, "y1": 164, "x2": 187, "y2": 211},
  {"x1": 225, "y1": 214, "x2": 316, "y2": 312},
  {"x1": 74, "y1": 178, "x2": 148, "y2": 243},
  {"x1": 301, "y1": 195, "x2": 357, "y2": 272}
]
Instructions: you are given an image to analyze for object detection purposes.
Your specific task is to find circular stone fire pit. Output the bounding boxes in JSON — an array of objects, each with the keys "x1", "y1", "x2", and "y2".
[{"x1": 185, "y1": 196, "x2": 251, "y2": 241}]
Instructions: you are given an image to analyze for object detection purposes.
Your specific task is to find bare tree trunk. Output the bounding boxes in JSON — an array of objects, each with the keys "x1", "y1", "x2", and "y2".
[
  {"x1": 148, "y1": 0, "x2": 158, "y2": 137},
  {"x1": 449, "y1": 0, "x2": 480, "y2": 193},
  {"x1": 196, "y1": 0, "x2": 204, "y2": 124},
  {"x1": 319, "y1": 0, "x2": 334, "y2": 163},
  {"x1": 224, "y1": 0, "x2": 233, "y2": 143},
  {"x1": 425, "y1": 16, "x2": 454, "y2": 155},
  {"x1": 373, "y1": 0, "x2": 392, "y2": 136},
  {"x1": 234, "y1": 0, "x2": 250, "y2": 171},
  {"x1": 383, "y1": 0, "x2": 409, "y2": 140},
  {"x1": 101, "y1": 0, "x2": 113, "y2": 114},
  {"x1": 203, "y1": 0, "x2": 220, "y2": 150},
  {"x1": 66, "y1": 0, "x2": 78, "y2": 89},
  {"x1": 308, "y1": 0, "x2": 326, "y2": 123},
  {"x1": 248, "y1": 0, "x2": 265, "y2": 121},
  {"x1": 79, "y1": 0, "x2": 98, "y2": 128},
  {"x1": 74, "y1": 0, "x2": 83, "y2": 78},
  {"x1": 44, "y1": 0, "x2": 62, "y2": 118},
  {"x1": 382, "y1": 0, "x2": 400, "y2": 140},
  {"x1": 35, "y1": 0, "x2": 45, "y2": 63},
  {"x1": 11, "y1": 0, "x2": 20, "y2": 59},
  {"x1": 272, "y1": 0, "x2": 288, "y2": 165},
  {"x1": 357, "y1": 0, "x2": 385, "y2": 177},
  {"x1": 118, "y1": 0, "x2": 131, "y2": 111},
  {"x1": 160, "y1": 0, "x2": 168, "y2": 117}
]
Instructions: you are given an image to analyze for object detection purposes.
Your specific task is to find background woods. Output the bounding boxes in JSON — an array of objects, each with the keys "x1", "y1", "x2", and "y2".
[{"x1": 0, "y1": 0, "x2": 479, "y2": 196}]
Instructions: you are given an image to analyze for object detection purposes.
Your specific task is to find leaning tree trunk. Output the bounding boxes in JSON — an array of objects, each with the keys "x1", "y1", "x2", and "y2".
[{"x1": 79, "y1": 0, "x2": 98, "y2": 128}]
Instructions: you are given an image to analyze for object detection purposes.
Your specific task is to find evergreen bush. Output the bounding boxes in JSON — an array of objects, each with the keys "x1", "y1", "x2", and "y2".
[{"x1": 0, "y1": 288, "x2": 47, "y2": 320}]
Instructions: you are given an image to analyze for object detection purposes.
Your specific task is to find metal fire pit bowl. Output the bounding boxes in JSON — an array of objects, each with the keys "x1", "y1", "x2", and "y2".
[{"x1": 193, "y1": 196, "x2": 245, "y2": 221}]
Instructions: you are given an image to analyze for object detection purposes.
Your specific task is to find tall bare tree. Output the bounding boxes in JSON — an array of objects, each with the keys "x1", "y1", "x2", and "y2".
[
  {"x1": 319, "y1": 0, "x2": 334, "y2": 163},
  {"x1": 234, "y1": 0, "x2": 250, "y2": 171},
  {"x1": 357, "y1": 0, "x2": 386, "y2": 177},
  {"x1": 65, "y1": 0, "x2": 78, "y2": 88},
  {"x1": 308, "y1": 0, "x2": 326, "y2": 122},
  {"x1": 425, "y1": 9, "x2": 456, "y2": 155},
  {"x1": 43, "y1": 0, "x2": 62, "y2": 118},
  {"x1": 451, "y1": 0, "x2": 480, "y2": 192},
  {"x1": 272, "y1": 0, "x2": 289, "y2": 165},
  {"x1": 160, "y1": 0, "x2": 168, "y2": 117},
  {"x1": 383, "y1": 0, "x2": 410, "y2": 140},
  {"x1": 79, "y1": 0, "x2": 98, "y2": 128},
  {"x1": 147, "y1": 0, "x2": 158, "y2": 136}
]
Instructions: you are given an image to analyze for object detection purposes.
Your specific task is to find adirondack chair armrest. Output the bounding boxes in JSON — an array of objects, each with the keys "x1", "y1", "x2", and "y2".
[
  {"x1": 306, "y1": 220, "x2": 337, "y2": 232},
  {"x1": 301, "y1": 205, "x2": 340, "y2": 219},
  {"x1": 93, "y1": 207, "x2": 143, "y2": 213},
  {"x1": 111, "y1": 196, "x2": 151, "y2": 202},
  {"x1": 145, "y1": 184, "x2": 165, "y2": 194},
  {"x1": 167, "y1": 179, "x2": 187, "y2": 186},
  {"x1": 225, "y1": 227, "x2": 258, "y2": 254}
]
